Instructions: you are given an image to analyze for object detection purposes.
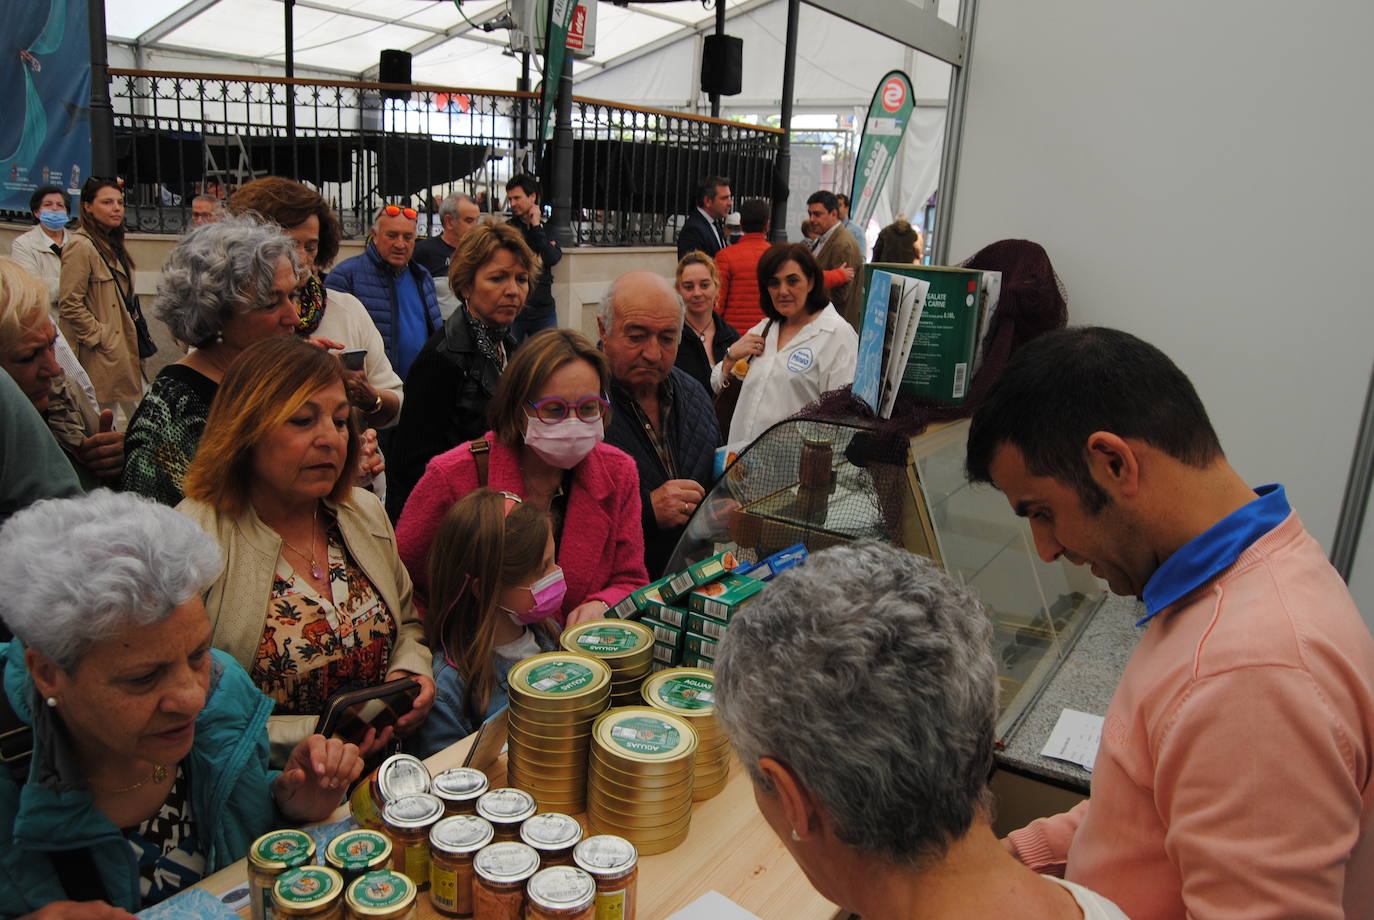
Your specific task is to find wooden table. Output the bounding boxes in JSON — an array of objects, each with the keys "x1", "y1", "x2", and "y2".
[{"x1": 197, "y1": 732, "x2": 841, "y2": 920}]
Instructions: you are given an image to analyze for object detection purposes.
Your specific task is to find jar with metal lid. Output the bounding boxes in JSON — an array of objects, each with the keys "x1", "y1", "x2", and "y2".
[
  {"x1": 432, "y1": 767, "x2": 490, "y2": 815},
  {"x1": 572, "y1": 836, "x2": 638, "y2": 920},
  {"x1": 475, "y1": 788, "x2": 538, "y2": 841},
  {"x1": 248, "y1": 829, "x2": 316, "y2": 920},
  {"x1": 344, "y1": 869, "x2": 418, "y2": 920},
  {"x1": 383, "y1": 792, "x2": 445, "y2": 889},
  {"x1": 325, "y1": 829, "x2": 393, "y2": 883},
  {"x1": 519, "y1": 813, "x2": 583, "y2": 868},
  {"x1": 524, "y1": 866, "x2": 596, "y2": 920},
  {"x1": 429, "y1": 814, "x2": 495, "y2": 917},
  {"x1": 352, "y1": 753, "x2": 432, "y2": 830},
  {"x1": 798, "y1": 434, "x2": 834, "y2": 488},
  {"x1": 472, "y1": 841, "x2": 539, "y2": 920},
  {"x1": 272, "y1": 866, "x2": 345, "y2": 920}
]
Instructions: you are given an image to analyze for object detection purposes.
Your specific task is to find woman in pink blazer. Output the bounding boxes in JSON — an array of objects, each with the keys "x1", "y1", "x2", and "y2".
[{"x1": 396, "y1": 329, "x2": 648, "y2": 626}]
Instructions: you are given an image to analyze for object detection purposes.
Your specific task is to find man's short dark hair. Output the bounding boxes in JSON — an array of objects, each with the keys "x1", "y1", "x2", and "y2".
[
  {"x1": 29, "y1": 185, "x2": 67, "y2": 217},
  {"x1": 835, "y1": 193, "x2": 851, "y2": 209},
  {"x1": 698, "y1": 175, "x2": 731, "y2": 208},
  {"x1": 757, "y1": 242, "x2": 829, "y2": 322},
  {"x1": 807, "y1": 190, "x2": 838, "y2": 214},
  {"x1": 738, "y1": 198, "x2": 769, "y2": 234},
  {"x1": 506, "y1": 174, "x2": 541, "y2": 201},
  {"x1": 966, "y1": 327, "x2": 1225, "y2": 511}
]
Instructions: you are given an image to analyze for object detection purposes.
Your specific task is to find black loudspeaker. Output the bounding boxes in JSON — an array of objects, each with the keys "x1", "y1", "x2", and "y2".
[
  {"x1": 701, "y1": 34, "x2": 743, "y2": 97},
  {"x1": 379, "y1": 49, "x2": 412, "y2": 100}
]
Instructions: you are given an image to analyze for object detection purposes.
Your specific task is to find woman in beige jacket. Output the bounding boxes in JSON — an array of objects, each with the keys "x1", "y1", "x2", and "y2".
[{"x1": 57, "y1": 178, "x2": 143, "y2": 416}]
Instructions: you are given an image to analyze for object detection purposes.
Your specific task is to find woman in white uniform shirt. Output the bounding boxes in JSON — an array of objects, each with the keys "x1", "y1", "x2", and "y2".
[{"x1": 711, "y1": 243, "x2": 858, "y2": 449}]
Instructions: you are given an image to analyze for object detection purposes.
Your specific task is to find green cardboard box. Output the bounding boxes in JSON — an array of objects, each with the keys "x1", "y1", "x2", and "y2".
[
  {"x1": 685, "y1": 572, "x2": 764, "y2": 620},
  {"x1": 685, "y1": 612, "x2": 728, "y2": 642},
  {"x1": 682, "y1": 631, "x2": 720, "y2": 660},
  {"x1": 643, "y1": 596, "x2": 688, "y2": 629},
  {"x1": 607, "y1": 574, "x2": 676, "y2": 619},
  {"x1": 652, "y1": 641, "x2": 679, "y2": 667},
  {"x1": 682, "y1": 653, "x2": 715, "y2": 671},
  {"x1": 639, "y1": 614, "x2": 684, "y2": 651},
  {"x1": 664, "y1": 550, "x2": 741, "y2": 603}
]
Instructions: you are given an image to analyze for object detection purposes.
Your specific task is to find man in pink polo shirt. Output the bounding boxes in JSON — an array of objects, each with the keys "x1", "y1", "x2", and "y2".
[{"x1": 966, "y1": 327, "x2": 1374, "y2": 920}]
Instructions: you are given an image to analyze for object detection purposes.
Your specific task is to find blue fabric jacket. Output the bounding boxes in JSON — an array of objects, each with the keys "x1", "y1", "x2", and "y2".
[
  {"x1": 0, "y1": 643, "x2": 279, "y2": 916},
  {"x1": 324, "y1": 244, "x2": 441, "y2": 370}
]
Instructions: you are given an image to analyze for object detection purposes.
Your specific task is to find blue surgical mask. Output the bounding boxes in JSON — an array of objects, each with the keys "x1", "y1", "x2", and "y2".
[{"x1": 38, "y1": 210, "x2": 69, "y2": 232}]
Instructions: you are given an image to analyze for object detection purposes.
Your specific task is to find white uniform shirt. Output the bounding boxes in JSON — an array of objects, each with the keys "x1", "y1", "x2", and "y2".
[
  {"x1": 313, "y1": 288, "x2": 405, "y2": 427},
  {"x1": 717, "y1": 303, "x2": 858, "y2": 450}
]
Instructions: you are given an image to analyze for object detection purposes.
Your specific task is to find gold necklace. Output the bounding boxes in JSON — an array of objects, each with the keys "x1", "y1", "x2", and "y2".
[
  {"x1": 278, "y1": 505, "x2": 325, "y2": 581},
  {"x1": 91, "y1": 763, "x2": 169, "y2": 794},
  {"x1": 685, "y1": 316, "x2": 712, "y2": 341}
]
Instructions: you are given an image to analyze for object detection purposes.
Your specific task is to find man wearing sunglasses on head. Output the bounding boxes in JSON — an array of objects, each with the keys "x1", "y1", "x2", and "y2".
[{"x1": 326, "y1": 204, "x2": 441, "y2": 381}]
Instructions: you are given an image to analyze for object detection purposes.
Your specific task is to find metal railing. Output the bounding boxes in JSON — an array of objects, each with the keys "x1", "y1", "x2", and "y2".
[{"x1": 105, "y1": 69, "x2": 781, "y2": 246}]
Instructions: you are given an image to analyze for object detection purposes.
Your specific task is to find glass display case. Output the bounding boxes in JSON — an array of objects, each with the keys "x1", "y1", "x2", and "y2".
[{"x1": 665, "y1": 417, "x2": 1105, "y2": 739}]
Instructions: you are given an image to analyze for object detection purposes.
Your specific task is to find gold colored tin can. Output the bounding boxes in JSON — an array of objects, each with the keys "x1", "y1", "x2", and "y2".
[
  {"x1": 586, "y1": 791, "x2": 692, "y2": 829},
  {"x1": 507, "y1": 654, "x2": 612, "y2": 711},
  {"x1": 249, "y1": 829, "x2": 316, "y2": 920},
  {"x1": 559, "y1": 621, "x2": 654, "y2": 667},
  {"x1": 587, "y1": 749, "x2": 691, "y2": 790},
  {"x1": 344, "y1": 869, "x2": 417, "y2": 920},
  {"x1": 272, "y1": 866, "x2": 345, "y2": 920},
  {"x1": 590, "y1": 707, "x2": 698, "y2": 775}
]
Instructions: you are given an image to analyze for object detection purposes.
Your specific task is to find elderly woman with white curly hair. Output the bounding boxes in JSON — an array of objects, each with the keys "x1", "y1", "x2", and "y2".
[
  {"x1": 0, "y1": 490, "x2": 362, "y2": 918},
  {"x1": 713, "y1": 541, "x2": 1129, "y2": 920}
]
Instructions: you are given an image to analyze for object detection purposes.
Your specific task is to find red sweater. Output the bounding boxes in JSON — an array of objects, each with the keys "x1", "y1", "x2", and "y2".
[
  {"x1": 395, "y1": 433, "x2": 648, "y2": 624},
  {"x1": 715, "y1": 232, "x2": 849, "y2": 332}
]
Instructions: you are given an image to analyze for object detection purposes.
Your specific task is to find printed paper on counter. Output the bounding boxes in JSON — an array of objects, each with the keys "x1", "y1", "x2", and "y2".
[
  {"x1": 667, "y1": 890, "x2": 764, "y2": 920},
  {"x1": 1040, "y1": 708, "x2": 1104, "y2": 772}
]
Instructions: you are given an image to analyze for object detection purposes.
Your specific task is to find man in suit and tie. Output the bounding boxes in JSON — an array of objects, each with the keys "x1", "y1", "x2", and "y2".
[{"x1": 677, "y1": 176, "x2": 733, "y2": 259}]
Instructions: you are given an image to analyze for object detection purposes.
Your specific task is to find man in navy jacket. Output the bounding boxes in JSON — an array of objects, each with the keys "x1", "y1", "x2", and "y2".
[{"x1": 676, "y1": 176, "x2": 733, "y2": 259}]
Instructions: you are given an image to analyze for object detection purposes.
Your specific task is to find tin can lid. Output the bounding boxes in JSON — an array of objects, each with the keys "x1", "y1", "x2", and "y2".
[
  {"x1": 431, "y1": 767, "x2": 489, "y2": 802},
  {"x1": 249, "y1": 829, "x2": 315, "y2": 871},
  {"x1": 375, "y1": 753, "x2": 431, "y2": 803},
  {"x1": 472, "y1": 841, "x2": 540, "y2": 885},
  {"x1": 593, "y1": 706, "x2": 698, "y2": 764},
  {"x1": 519, "y1": 812, "x2": 583, "y2": 852},
  {"x1": 272, "y1": 866, "x2": 343, "y2": 911},
  {"x1": 382, "y1": 792, "x2": 444, "y2": 828},
  {"x1": 344, "y1": 869, "x2": 416, "y2": 917},
  {"x1": 526, "y1": 866, "x2": 596, "y2": 913},
  {"x1": 572, "y1": 835, "x2": 638, "y2": 878},
  {"x1": 642, "y1": 668, "x2": 715, "y2": 714},
  {"x1": 430, "y1": 814, "x2": 495, "y2": 855},
  {"x1": 508, "y1": 653, "x2": 611, "y2": 703},
  {"x1": 475, "y1": 787, "x2": 537, "y2": 824},
  {"x1": 324, "y1": 829, "x2": 392, "y2": 871},
  {"x1": 560, "y1": 621, "x2": 653, "y2": 658}
]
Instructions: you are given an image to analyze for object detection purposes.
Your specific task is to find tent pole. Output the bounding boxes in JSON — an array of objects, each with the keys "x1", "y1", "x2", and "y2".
[
  {"x1": 519, "y1": 51, "x2": 531, "y2": 175},
  {"x1": 550, "y1": 56, "x2": 574, "y2": 248},
  {"x1": 88, "y1": 0, "x2": 116, "y2": 177},
  {"x1": 284, "y1": 0, "x2": 296, "y2": 136},
  {"x1": 770, "y1": 0, "x2": 799, "y2": 242}
]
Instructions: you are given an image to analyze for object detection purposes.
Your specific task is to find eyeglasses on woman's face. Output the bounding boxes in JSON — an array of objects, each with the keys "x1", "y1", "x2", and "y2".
[{"x1": 525, "y1": 395, "x2": 610, "y2": 424}]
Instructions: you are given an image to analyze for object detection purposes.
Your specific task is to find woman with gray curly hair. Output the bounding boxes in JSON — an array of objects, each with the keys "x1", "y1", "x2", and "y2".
[
  {"x1": 0, "y1": 490, "x2": 362, "y2": 916},
  {"x1": 120, "y1": 215, "x2": 302, "y2": 505},
  {"x1": 713, "y1": 541, "x2": 1128, "y2": 919}
]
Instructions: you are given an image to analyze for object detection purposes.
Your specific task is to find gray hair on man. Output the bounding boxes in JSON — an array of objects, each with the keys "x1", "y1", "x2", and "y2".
[
  {"x1": 0, "y1": 490, "x2": 223, "y2": 672},
  {"x1": 714, "y1": 540, "x2": 998, "y2": 866},
  {"x1": 596, "y1": 272, "x2": 685, "y2": 328},
  {"x1": 153, "y1": 213, "x2": 299, "y2": 348},
  {"x1": 438, "y1": 193, "x2": 476, "y2": 222}
]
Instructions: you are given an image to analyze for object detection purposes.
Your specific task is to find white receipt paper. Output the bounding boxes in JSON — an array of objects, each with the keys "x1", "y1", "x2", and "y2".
[
  {"x1": 1040, "y1": 708, "x2": 1104, "y2": 772},
  {"x1": 667, "y1": 891, "x2": 764, "y2": 920}
]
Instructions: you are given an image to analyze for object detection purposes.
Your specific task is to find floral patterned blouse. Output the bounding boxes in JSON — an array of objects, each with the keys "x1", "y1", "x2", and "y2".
[{"x1": 252, "y1": 522, "x2": 398, "y2": 715}]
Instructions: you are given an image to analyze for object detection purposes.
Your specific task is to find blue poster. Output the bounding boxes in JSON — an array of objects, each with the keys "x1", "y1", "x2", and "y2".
[{"x1": 1, "y1": 0, "x2": 91, "y2": 212}]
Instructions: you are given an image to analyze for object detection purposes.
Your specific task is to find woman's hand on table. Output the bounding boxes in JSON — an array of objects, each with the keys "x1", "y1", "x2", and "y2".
[
  {"x1": 387, "y1": 669, "x2": 436, "y2": 737},
  {"x1": 19, "y1": 902, "x2": 136, "y2": 920},
  {"x1": 565, "y1": 600, "x2": 610, "y2": 627},
  {"x1": 273, "y1": 733, "x2": 365, "y2": 823}
]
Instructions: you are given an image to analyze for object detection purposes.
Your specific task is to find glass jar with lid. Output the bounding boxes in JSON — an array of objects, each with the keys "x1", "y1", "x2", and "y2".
[
  {"x1": 352, "y1": 754, "x2": 432, "y2": 830},
  {"x1": 325, "y1": 829, "x2": 393, "y2": 883},
  {"x1": 474, "y1": 788, "x2": 537, "y2": 841},
  {"x1": 572, "y1": 836, "x2": 638, "y2": 920},
  {"x1": 429, "y1": 814, "x2": 495, "y2": 917},
  {"x1": 524, "y1": 866, "x2": 596, "y2": 920},
  {"x1": 248, "y1": 829, "x2": 316, "y2": 920},
  {"x1": 344, "y1": 869, "x2": 418, "y2": 920},
  {"x1": 383, "y1": 792, "x2": 445, "y2": 889},
  {"x1": 272, "y1": 866, "x2": 345, "y2": 920},
  {"x1": 472, "y1": 841, "x2": 539, "y2": 920},
  {"x1": 432, "y1": 768, "x2": 490, "y2": 815},
  {"x1": 519, "y1": 813, "x2": 584, "y2": 868}
]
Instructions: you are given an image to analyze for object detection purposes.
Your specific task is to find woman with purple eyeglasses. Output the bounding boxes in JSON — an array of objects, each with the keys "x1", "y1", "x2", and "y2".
[{"x1": 396, "y1": 329, "x2": 648, "y2": 628}]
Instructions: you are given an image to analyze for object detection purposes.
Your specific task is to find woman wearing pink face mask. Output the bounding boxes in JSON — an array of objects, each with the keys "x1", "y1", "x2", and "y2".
[
  {"x1": 396, "y1": 329, "x2": 648, "y2": 628},
  {"x1": 415, "y1": 489, "x2": 562, "y2": 755}
]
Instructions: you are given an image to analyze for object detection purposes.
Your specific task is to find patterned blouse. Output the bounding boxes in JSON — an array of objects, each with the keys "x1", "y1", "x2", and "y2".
[
  {"x1": 125, "y1": 763, "x2": 206, "y2": 906},
  {"x1": 252, "y1": 522, "x2": 398, "y2": 715},
  {"x1": 120, "y1": 364, "x2": 218, "y2": 506}
]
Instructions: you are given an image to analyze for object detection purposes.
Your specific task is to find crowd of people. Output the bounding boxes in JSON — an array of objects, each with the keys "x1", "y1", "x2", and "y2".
[{"x1": 3, "y1": 170, "x2": 1370, "y2": 920}]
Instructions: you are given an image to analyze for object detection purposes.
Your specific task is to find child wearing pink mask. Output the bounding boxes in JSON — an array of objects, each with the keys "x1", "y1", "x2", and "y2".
[{"x1": 414, "y1": 488, "x2": 563, "y2": 755}]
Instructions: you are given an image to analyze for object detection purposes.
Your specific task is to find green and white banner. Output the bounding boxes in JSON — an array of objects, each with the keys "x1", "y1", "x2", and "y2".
[
  {"x1": 539, "y1": 0, "x2": 578, "y2": 142},
  {"x1": 849, "y1": 70, "x2": 914, "y2": 229}
]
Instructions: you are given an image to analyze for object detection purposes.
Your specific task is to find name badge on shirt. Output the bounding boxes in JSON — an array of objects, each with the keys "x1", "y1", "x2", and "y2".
[{"x1": 787, "y1": 347, "x2": 814, "y2": 373}]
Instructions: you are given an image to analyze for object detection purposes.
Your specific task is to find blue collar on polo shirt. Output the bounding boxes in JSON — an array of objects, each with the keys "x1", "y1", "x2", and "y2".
[{"x1": 1137, "y1": 483, "x2": 1290, "y2": 625}]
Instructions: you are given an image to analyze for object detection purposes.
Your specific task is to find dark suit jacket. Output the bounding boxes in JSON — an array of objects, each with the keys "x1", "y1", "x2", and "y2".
[{"x1": 677, "y1": 210, "x2": 725, "y2": 259}]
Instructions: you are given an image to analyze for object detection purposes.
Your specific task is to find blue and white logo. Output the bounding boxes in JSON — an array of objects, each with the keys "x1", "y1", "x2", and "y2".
[{"x1": 787, "y1": 348, "x2": 814, "y2": 373}]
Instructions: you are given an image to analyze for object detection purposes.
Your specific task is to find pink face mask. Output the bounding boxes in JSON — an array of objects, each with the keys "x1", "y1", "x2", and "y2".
[
  {"x1": 523, "y1": 416, "x2": 604, "y2": 469},
  {"x1": 503, "y1": 566, "x2": 567, "y2": 625}
]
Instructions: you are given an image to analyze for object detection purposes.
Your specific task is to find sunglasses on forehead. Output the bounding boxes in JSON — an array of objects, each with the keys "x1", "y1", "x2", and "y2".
[{"x1": 382, "y1": 204, "x2": 418, "y2": 220}]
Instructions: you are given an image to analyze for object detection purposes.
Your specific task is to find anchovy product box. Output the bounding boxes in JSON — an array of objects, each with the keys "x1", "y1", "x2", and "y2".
[
  {"x1": 684, "y1": 613, "x2": 728, "y2": 642},
  {"x1": 606, "y1": 574, "x2": 676, "y2": 620},
  {"x1": 652, "y1": 641, "x2": 679, "y2": 667},
  {"x1": 682, "y1": 654, "x2": 715, "y2": 671},
  {"x1": 639, "y1": 614, "x2": 684, "y2": 652},
  {"x1": 682, "y1": 631, "x2": 720, "y2": 660},
  {"x1": 738, "y1": 543, "x2": 809, "y2": 581},
  {"x1": 664, "y1": 550, "x2": 740, "y2": 603},
  {"x1": 685, "y1": 573, "x2": 764, "y2": 620},
  {"x1": 643, "y1": 596, "x2": 687, "y2": 629}
]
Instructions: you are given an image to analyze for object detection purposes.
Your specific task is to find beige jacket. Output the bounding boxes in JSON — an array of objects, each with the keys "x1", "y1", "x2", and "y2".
[
  {"x1": 57, "y1": 229, "x2": 143, "y2": 403},
  {"x1": 177, "y1": 487, "x2": 432, "y2": 765},
  {"x1": 814, "y1": 222, "x2": 865, "y2": 332}
]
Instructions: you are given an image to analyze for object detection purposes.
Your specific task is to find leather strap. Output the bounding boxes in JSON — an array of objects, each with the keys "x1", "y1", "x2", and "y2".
[{"x1": 470, "y1": 438, "x2": 490, "y2": 488}]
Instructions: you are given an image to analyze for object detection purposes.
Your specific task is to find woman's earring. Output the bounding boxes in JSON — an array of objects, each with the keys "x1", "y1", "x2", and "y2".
[
  {"x1": 45, "y1": 697, "x2": 58, "y2": 708},
  {"x1": 790, "y1": 829, "x2": 801, "y2": 842}
]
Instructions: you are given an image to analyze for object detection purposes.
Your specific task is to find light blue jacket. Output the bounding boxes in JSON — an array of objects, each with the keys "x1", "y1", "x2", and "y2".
[{"x1": 0, "y1": 643, "x2": 280, "y2": 916}]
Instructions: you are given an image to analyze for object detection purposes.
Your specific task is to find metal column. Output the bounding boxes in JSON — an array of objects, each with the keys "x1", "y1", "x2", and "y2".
[
  {"x1": 770, "y1": 0, "x2": 800, "y2": 242},
  {"x1": 88, "y1": 0, "x2": 116, "y2": 176}
]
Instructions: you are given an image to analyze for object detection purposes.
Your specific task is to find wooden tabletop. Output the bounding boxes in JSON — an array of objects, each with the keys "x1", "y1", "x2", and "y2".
[{"x1": 197, "y1": 732, "x2": 841, "y2": 920}]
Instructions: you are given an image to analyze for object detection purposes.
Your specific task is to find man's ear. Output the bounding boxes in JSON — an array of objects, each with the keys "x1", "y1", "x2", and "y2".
[
  {"x1": 1085, "y1": 431, "x2": 1141, "y2": 499},
  {"x1": 758, "y1": 755, "x2": 823, "y2": 840},
  {"x1": 595, "y1": 316, "x2": 607, "y2": 342}
]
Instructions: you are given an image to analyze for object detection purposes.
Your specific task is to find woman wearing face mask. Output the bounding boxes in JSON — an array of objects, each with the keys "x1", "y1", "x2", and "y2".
[
  {"x1": 396, "y1": 328, "x2": 648, "y2": 628},
  {"x1": 413, "y1": 489, "x2": 561, "y2": 755}
]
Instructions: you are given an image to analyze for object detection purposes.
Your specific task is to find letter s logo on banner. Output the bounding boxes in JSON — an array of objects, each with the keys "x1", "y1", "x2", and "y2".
[
  {"x1": 787, "y1": 348, "x2": 814, "y2": 373},
  {"x1": 881, "y1": 78, "x2": 906, "y2": 113}
]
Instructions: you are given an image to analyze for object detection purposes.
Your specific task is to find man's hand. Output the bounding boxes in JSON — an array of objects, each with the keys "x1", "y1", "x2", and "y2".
[
  {"x1": 19, "y1": 902, "x2": 136, "y2": 920},
  {"x1": 273, "y1": 734, "x2": 364, "y2": 823},
  {"x1": 385, "y1": 670, "x2": 436, "y2": 737},
  {"x1": 838, "y1": 263, "x2": 857, "y2": 282},
  {"x1": 523, "y1": 205, "x2": 541, "y2": 227},
  {"x1": 651, "y1": 479, "x2": 706, "y2": 529},
  {"x1": 76, "y1": 410, "x2": 124, "y2": 480}
]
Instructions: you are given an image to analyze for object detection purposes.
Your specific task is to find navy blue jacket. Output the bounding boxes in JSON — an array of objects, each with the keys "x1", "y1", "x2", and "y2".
[
  {"x1": 325, "y1": 244, "x2": 442, "y2": 368},
  {"x1": 677, "y1": 209, "x2": 725, "y2": 259}
]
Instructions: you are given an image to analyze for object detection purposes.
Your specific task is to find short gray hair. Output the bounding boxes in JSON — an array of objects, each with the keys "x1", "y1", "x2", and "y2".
[
  {"x1": 714, "y1": 541, "x2": 998, "y2": 867},
  {"x1": 0, "y1": 490, "x2": 223, "y2": 671},
  {"x1": 439, "y1": 193, "x2": 476, "y2": 222},
  {"x1": 154, "y1": 214, "x2": 298, "y2": 348},
  {"x1": 596, "y1": 273, "x2": 685, "y2": 328}
]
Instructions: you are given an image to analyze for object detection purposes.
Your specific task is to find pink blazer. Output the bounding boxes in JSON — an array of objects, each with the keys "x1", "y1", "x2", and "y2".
[{"x1": 395, "y1": 432, "x2": 648, "y2": 624}]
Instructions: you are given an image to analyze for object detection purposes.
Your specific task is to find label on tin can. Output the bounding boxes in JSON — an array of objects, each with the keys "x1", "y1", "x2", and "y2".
[
  {"x1": 655, "y1": 675, "x2": 714, "y2": 710},
  {"x1": 350, "y1": 779, "x2": 383, "y2": 829},
  {"x1": 527, "y1": 660, "x2": 596, "y2": 693},
  {"x1": 608, "y1": 716, "x2": 680, "y2": 755},
  {"x1": 575, "y1": 625, "x2": 642, "y2": 653}
]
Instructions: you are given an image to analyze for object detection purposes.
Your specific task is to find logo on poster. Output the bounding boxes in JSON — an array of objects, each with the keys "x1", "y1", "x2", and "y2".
[
  {"x1": 881, "y1": 78, "x2": 906, "y2": 112},
  {"x1": 568, "y1": 5, "x2": 587, "y2": 50}
]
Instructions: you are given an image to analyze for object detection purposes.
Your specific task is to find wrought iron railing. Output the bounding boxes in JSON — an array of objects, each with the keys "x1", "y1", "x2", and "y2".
[{"x1": 101, "y1": 69, "x2": 781, "y2": 246}]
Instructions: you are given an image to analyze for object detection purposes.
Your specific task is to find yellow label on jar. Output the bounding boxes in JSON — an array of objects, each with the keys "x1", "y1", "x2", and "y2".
[
  {"x1": 351, "y1": 782, "x2": 383, "y2": 830},
  {"x1": 403, "y1": 842, "x2": 430, "y2": 887},
  {"x1": 429, "y1": 863, "x2": 456, "y2": 911},
  {"x1": 596, "y1": 887, "x2": 630, "y2": 920}
]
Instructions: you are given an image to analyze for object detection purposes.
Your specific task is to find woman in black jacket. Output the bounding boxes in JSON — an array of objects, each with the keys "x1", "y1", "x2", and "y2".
[{"x1": 673, "y1": 250, "x2": 740, "y2": 397}]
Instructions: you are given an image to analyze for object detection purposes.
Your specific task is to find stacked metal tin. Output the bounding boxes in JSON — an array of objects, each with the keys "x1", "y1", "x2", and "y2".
[
  {"x1": 586, "y1": 706, "x2": 699, "y2": 854},
  {"x1": 506, "y1": 651, "x2": 612, "y2": 812},
  {"x1": 560, "y1": 620, "x2": 656, "y2": 708},
  {"x1": 641, "y1": 667, "x2": 731, "y2": 801}
]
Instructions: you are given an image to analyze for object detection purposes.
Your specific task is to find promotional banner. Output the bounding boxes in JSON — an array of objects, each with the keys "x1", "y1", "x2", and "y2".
[
  {"x1": 1, "y1": 0, "x2": 91, "y2": 212},
  {"x1": 539, "y1": 0, "x2": 578, "y2": 143},
  {"x1": 848, "y1": 70, "x2": 914, "y2": 230}
]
